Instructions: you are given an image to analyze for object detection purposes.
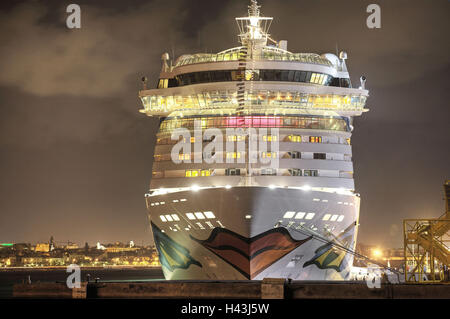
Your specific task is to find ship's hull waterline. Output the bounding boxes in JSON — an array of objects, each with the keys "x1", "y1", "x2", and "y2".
[{"x1": 147, "y1": 187, "x2": 360, "y2": 280}]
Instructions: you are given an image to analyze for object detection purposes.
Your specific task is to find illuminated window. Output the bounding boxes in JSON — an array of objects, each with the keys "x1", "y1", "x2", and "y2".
[
  {"x1": 171, "y1": 214, "x2": 180, "y2": 221},
  {"x1": 186, "y1": 213, "x2": 196, "y2": 220},
  {"x1": 179, "y1": 154, "x2": 191, "y2": 161},
  {"x1": 204, "y1": 211, "x2": 215, "y2": 219},
  {"x1": 186, "y1": 170, "x2": 199, "y2": 177},
  {"x1": 226, "y1": 152, "x2": 242, "y2": 159},
  {"x1": 337, "y1": 215, "x2": 345, "y2": 222},
  {"x1": 283, "y1": 211, "x2": 296, "y2": 218},
  {"x1": 227, "y1": 135, "x2": 245, "y2": 142},
  {"x1": 183, "y1": 137, "x2": 196, "y2": 143},
  {"x1": 330, "y1": 215, "x2": 339, "y2": 221},
  {"x1": 158, "y1": 79, "x2": 168, "y2": 89},
  {"x1": 309, "y1": 136, "x2": 322, "y2": 143},
  {"x1": 288, "y1": 135, "x2": 302, "y2": 143},
  {"x1": 160, "y1": 215, "x2": 167, "y2": 222},
  {"x1": 261, "y1": 152, "x2": 277, "y2": 158},
  {"x1": 263, "y1": 135, "x2": 277, "y2": 142},
  {"x1": 305, "y1": 213, "x2": 315, "y2": 220},
  {"x1": 346, "y1": 138, "x2": 351, "y2": 145},
  {"x1": 200, "y1": 169, "x2": 211, "y2": 177},
  {"x1": 295, "y1": 212, "x2": 306, "y2": 219},
  {"x1": 322, "y1": 214, "x2": 331, "y2": 221},
  {"x1": 186, "y1": 169, "x2": 207, "y2": 177},
  {"x1": 194, "y1": 212, "x2": 205, "y2": 219},
  {"x1": 205, "y1": 221, "x2": 214, "y2": 229}
]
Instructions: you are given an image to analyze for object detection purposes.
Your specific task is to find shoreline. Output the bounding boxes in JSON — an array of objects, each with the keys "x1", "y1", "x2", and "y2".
[{"x1": 0, "y1": 266, "x2": 162, "y2": 272}]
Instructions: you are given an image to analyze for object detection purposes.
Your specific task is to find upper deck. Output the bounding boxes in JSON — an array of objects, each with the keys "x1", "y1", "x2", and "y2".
[{"x1": 139, "y1": 0, "x2": 369, "y2": 118}]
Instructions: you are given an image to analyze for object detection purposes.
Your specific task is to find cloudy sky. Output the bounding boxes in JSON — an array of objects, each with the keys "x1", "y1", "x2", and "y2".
[{"x1": 0, "y1": 0, "x2": 448, "y2": 248}]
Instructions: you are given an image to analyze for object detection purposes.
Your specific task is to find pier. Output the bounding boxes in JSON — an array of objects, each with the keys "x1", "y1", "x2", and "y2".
[{"x1": 12, "y1": 278, "x2": 450, "y2": 299}]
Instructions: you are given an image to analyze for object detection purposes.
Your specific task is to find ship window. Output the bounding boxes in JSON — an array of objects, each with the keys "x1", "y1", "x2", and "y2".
[
  {"x1": 226, "y1": 152, "x2": 242, "y2": 159},
  {"x1": 165, "y1": 215, "x2": 173, "y2": 222},
  {"x1": 186, "y1": 170, "x2": 199, "y2": 177},
  {"x1": 337, "y1": 215, "x2": 345, "y2": 222},
  {"x1": 287, "y1": 151, "x2": 301, "y2": 159},
  {"x1": 225, "y1": 168, "x2": 241, "y2": 176},
  {"x1": 160, "y1": 215, "x2": 167, "y2": 222},
  {"x1": 309, "y1": 136, "x2": 322, "y2": 143},
  {"x1": 313, "y1": 153, "x2": 326, "y2": 160},
  {"x1": 179, "y1": 154, "x2": 191, "y2": 161},
  {"x1": 171, "y1": 214, "x2": 180, "y2": 221},
  {"x1": 288, "y1": 169, "x2": 302, "y2": 176},
  {"x1": 263, "y1": 135, "x2": 277, "y2": 142},
  {"x1": 288, "y1": 135, "x2": 302, "y2": 143},
  {"x1": 194, "y1": 212, "x2": 205, "y2": 219},
  {"x1": 196, "y1": 222, "x2": 205, "y2": 229},
  {"x1": 304, "y1": 170, "x2": 318, "y2": 177},
  {"x1": 157, "y1": 79, "x2": 169, "y2": 89},
  {"x1": 261, "y1": 152, "x2": 277, "y2": 158},
  {"x1": 186, "y1": 213, "x2": 196, "y2": 220},
  {"x1": 227, "y1": 135, "x2": 245, "y2": 142},
  {"x1": 204, "y1": 211, "x2": 215, "y2": 219},
  {"x1": 295, "y1": 212, "x2": 306, "y2": 219},
  {"x1": 322, "y1": 214, "x2": 331, "y2": 221},
  {"x1": 261, "y1": 168, "x2": 277, "y2": 176},
  {"x1": 200, "y1": 169, "x2": 211, "y2": 177},
  {"x1": 330, "y1": 214, "x2": 339, "y2": 221},
  {"x1": 283, "y1": 211, "x2": 296, "y2": 219},
  {"x1": 175, "y1": 69, "x2": 335, "y2": 87},
  {"x1": 305, "y1": 213, "x2": 315, "y2": 220}
]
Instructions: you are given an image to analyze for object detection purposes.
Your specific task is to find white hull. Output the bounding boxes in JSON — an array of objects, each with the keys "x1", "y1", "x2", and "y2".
[{"x1": 147, "y1": 187, "x2": 360, "y2": 280}]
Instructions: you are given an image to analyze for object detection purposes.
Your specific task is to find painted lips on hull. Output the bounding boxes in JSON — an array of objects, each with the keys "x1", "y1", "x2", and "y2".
[{"x1": 191, "y1": 227, "x2": 312, "y2": 279}]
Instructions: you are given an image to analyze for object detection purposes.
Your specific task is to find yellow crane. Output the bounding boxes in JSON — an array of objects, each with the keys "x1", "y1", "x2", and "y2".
[{"x1": 403, "y1": 180, "x2": 450, "y2": 283}]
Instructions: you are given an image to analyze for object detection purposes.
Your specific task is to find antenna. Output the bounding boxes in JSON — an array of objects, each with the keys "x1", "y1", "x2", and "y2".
[{"x1": 235, "y1": 0, "x2": 273, "y2": 48}]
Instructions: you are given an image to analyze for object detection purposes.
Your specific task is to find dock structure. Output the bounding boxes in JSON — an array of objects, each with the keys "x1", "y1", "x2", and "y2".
[
  {"x1": 403, "y1": 181, "x2": 450, "y2": 283},
  {"x1": 13, "y1": 278, "x2": 450, "y2": 299}
]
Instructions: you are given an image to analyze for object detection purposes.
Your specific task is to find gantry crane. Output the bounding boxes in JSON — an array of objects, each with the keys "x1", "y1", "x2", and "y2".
[{"x1": 403, "y1": 180, "x2": 450, "y2": 283}]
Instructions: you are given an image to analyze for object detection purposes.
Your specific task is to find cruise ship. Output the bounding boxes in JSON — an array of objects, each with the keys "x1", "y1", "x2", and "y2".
[{"x1": 139, "y1": 1, "x2": 369, "y2": 280}]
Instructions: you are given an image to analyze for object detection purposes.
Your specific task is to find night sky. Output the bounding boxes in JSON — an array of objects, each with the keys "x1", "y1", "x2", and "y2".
[{"x1": 0, "y1": 0, "x2": 448, "y2": 248}]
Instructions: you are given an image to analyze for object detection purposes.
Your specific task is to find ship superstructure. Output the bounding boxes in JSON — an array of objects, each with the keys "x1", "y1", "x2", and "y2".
[{"x1": 139, "y1": 1, "x2": 369, "y2": 280}]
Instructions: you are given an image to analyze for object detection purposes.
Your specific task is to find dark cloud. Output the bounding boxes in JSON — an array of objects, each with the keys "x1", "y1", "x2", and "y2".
[{"x1": 0, "y1": 0, "x2": 449, "y2": 247}]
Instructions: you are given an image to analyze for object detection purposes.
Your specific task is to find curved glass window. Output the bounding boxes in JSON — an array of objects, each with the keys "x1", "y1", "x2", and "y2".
[
  {"x1": 159, "y1": 115, "x2": 349, "y2": 133},
  {"x1": 170, "y1": 70, "x2": 350, "y2": 88}
]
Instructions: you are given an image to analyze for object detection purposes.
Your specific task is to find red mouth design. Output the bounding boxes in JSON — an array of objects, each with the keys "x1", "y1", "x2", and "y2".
[{"x1": 190, "y1": 227, "x2": 312, "y2": 279}]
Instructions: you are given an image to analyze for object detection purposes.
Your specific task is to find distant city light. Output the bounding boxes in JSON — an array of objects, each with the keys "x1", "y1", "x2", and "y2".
[
  {"x1": 191, "y1": 185, "x2": 200, "y2": 192},
  {"x1": 225, "y1": 185, "x2": 232, "y2": 189}
]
